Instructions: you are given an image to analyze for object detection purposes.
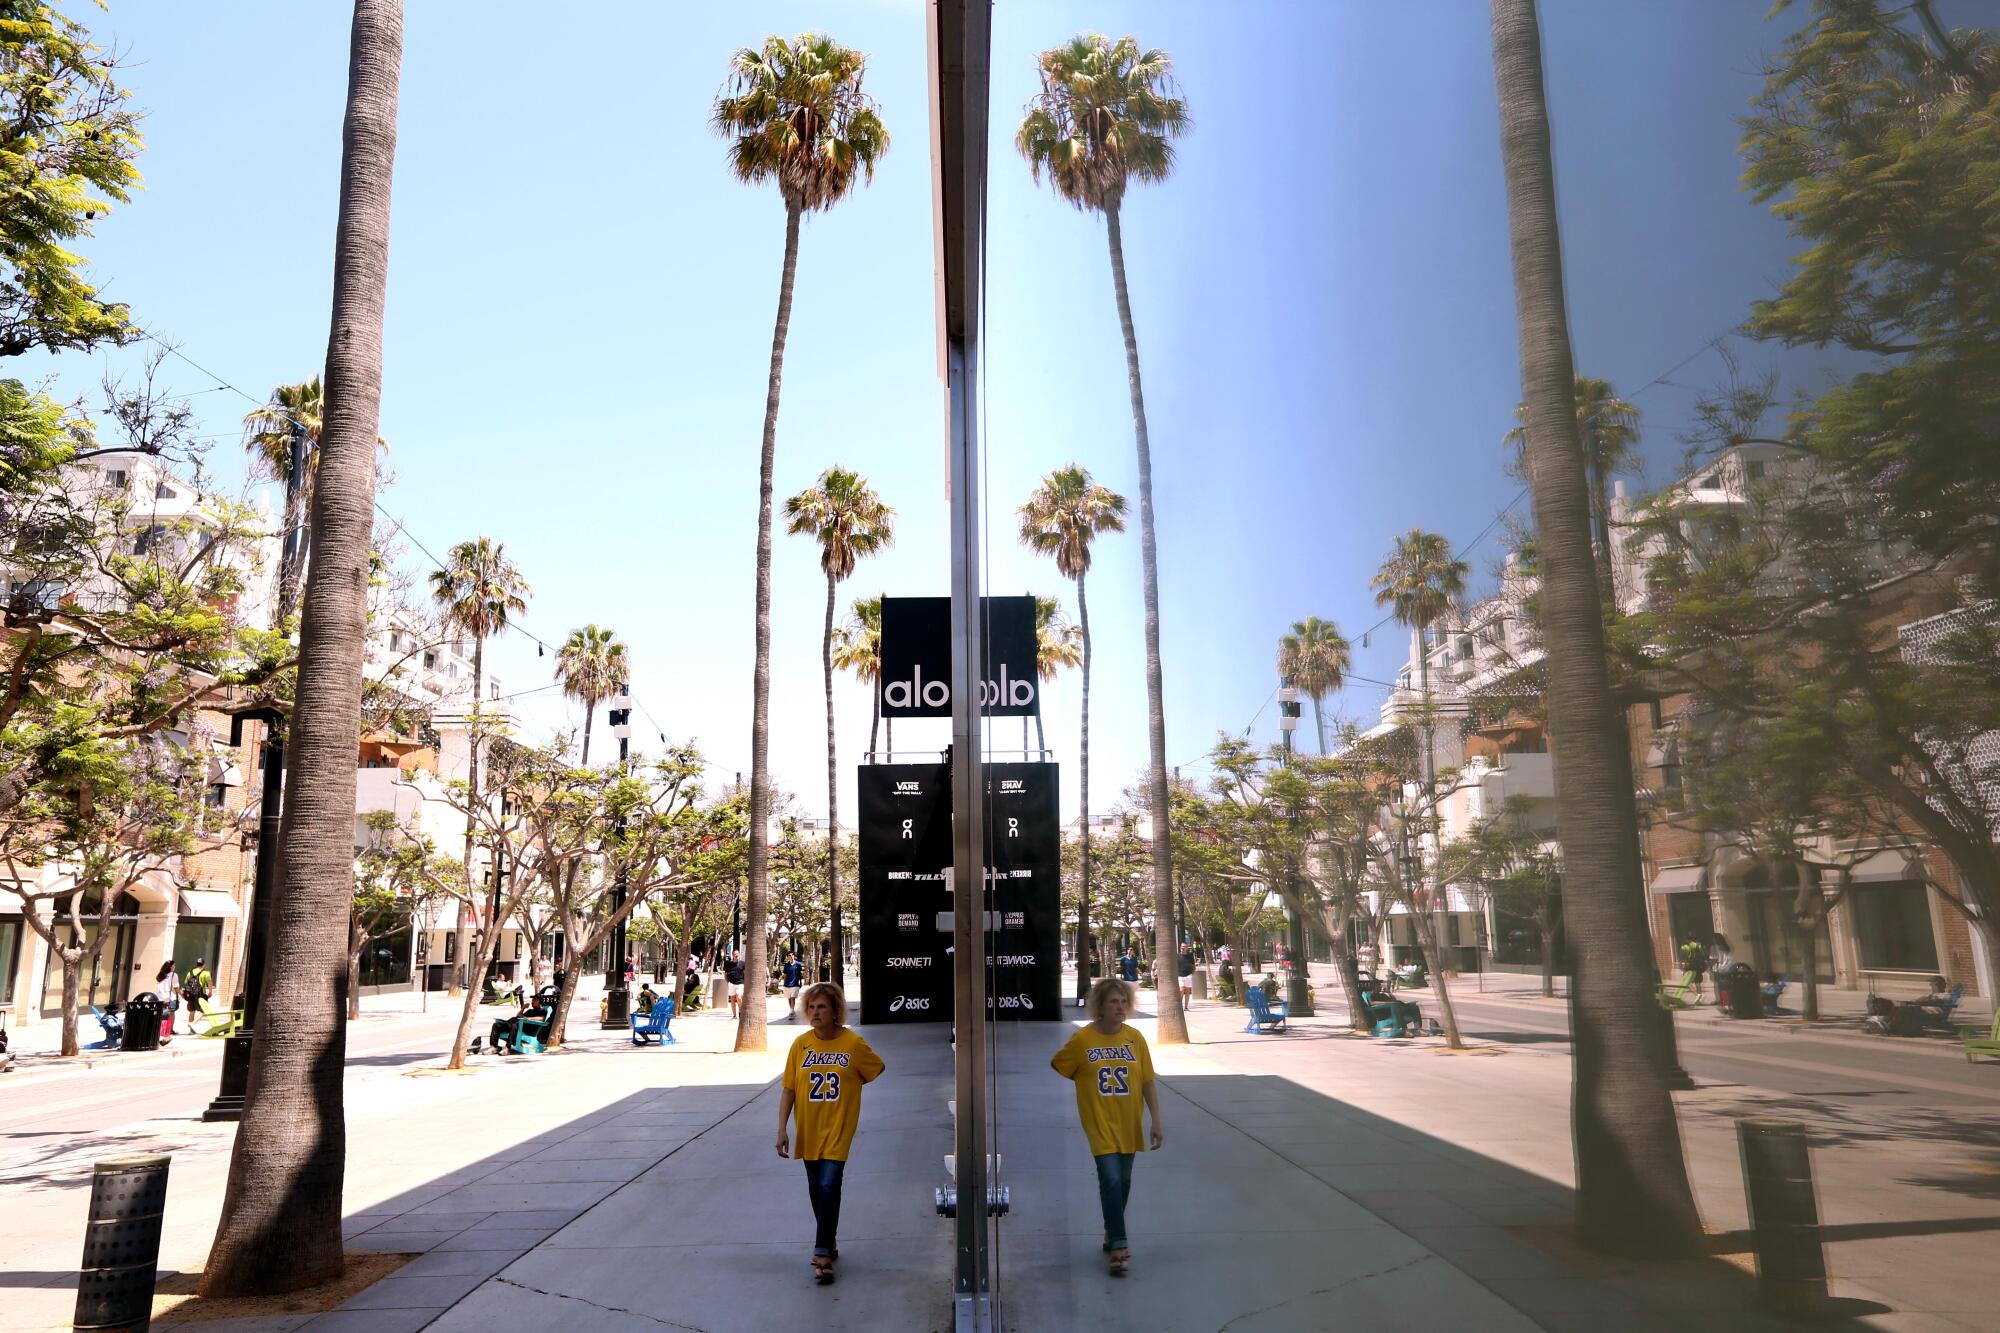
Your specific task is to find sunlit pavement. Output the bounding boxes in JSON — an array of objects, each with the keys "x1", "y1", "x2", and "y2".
[{"x1": 3, "y1": 979, "x2": 1996, "y2": 1330}]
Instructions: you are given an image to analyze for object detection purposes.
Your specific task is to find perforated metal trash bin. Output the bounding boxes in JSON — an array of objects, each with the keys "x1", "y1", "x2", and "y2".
[
  {"x1": 1722, "y1": 964, "x2": 1764, "y2": 1020},
  {"x1": 75, "y1": 1153, "x2": 170, "y2": 1332},
  {"x1": 120, "y1": 994, "x2": 163, "y2": 1052}
]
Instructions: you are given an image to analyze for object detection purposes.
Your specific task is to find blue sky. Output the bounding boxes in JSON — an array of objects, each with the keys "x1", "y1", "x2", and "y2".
[{"x1": 30, "y1": 1, "x2": 1880, "y2": 822}]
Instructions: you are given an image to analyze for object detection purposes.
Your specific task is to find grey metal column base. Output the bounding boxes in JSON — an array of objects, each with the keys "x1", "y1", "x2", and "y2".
[
  {"x1": 954, "y1": 1294, "x2": 993, "y2": 1333},
  {"x1": 201, "y1": 1031, "x2": 253, "y2": 1122}
]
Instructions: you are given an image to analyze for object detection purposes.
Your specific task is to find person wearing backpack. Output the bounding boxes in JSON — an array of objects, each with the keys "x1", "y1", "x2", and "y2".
[{"x1": 183, "y1": 957, "x2": 212, "y2": 1023}]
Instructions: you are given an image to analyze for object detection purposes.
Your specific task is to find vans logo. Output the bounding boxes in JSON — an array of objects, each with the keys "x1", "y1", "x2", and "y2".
[
  {"x1": 999, "y1": 779, "x2": 1024, "y2": 792},
  {"x1": 895, "y1": 781, "x2": 922, "y2": 793}
]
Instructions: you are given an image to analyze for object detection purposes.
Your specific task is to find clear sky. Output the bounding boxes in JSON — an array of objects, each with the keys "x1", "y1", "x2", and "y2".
[{"x1": 28, "y1": 1, "x2": 1895, "y2": 824}]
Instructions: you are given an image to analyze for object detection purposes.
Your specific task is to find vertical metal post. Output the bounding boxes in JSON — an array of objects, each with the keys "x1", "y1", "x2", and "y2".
[
  {"x1": 205, "y1": 715, "x2": 282, "y2": 1123},
  {"x1": 602, "y1": 695, "x2": 633, "y2": 1028}
]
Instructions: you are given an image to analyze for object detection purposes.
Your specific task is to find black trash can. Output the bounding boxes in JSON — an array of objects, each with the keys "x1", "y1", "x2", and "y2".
[
  {"x1": 1722, "y1": 964, "x2": 1764, "y2": 1020},
  {"x1": 121, "y1": 993, "x2": 163, "y2": 1051}
]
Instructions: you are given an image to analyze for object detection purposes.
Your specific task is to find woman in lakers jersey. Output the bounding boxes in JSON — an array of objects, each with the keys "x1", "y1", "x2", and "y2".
[
  {"x1": 777, "y1": 982, "x2": 885, "y2": 1284},
  {"x1": 1052, "y1": 977, "x2": 1164, "y2": 1276}
]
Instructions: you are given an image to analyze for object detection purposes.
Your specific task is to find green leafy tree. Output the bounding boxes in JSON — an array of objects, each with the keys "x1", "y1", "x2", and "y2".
[
  {"x1": 713, "y1": 32, "x2": 888, "y2": 1052},
  {"x1": 428, "y1": 536, "x2": 529, "y2": 993},
  {"x1": 0, "y1": 0, "x2": 143, "y2": 359},
  {"x1": 1018, "y1": 36, "x2": 1192, "y2": 1042},
  {"x1": 555, "y1": 624, "x2": 629, "y2": 766},
  {"x1": 203, "y1": 1, "x2": 405, "y2": 1294},
  {"x1": 1276, "y1": 616, "x2": 1351, "y2": 755},
  {"x1": 1019, "y1": 464, "x2": 1126, "y2": 1004},
  {"x1": 349, "y1": 809, "x2": 455, "y2": 1019},
  {"x1": 1490, "y1": 0, "x2": 1702, "y2": 1255},
  {"x1": 0, "y1": 737, "x2": 211, "y2": 1056},
  {"x1": 785, "y1": 465, "x2": 892, "y2": 992},
  {"x1": 1739, "y1": 0, "x2": 2000, "y2": 561}
]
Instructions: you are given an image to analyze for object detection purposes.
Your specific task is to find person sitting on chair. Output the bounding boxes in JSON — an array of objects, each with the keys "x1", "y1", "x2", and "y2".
[{"x1": 636, "y1": 983, "x2": 659, "y2": 1015}]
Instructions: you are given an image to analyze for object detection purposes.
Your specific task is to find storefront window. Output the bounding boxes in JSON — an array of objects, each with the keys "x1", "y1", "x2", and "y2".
[
  {"x1": 1850, "y1": 881, "x2": 1938, "y2": 973},
  {"x1": 0, "y1": 917, "x2": 17, "y2": 1005},
  {"x1": 39, "y1": 921, "x2": 134, "y2": 1014},
  {"x1": 359, "y1": 919, "x2": 413, "y2": 988}
]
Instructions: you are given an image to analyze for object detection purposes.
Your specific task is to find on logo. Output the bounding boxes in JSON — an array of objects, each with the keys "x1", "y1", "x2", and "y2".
[
  {"x1": 1006, "y1": 817, "x2": 1020, "y2": 838},
  {"x1": 901, "y1": 817, "x2": 914, "y2": 840}
]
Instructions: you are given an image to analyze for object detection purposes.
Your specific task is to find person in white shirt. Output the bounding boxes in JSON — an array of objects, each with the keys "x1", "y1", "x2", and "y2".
[{"x1": 154, "y1": 961, "x2": 182, "y2": 1035}]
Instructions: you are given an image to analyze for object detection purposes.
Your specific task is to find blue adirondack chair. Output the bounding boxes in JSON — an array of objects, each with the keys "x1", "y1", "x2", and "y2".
[
  {"x1": 1917, "y1": 984, "x2": 1965, "y2": 1034},
  {"x1": 1243, "y1": 986, "x2": 1288, "y2": 1033},
  {"x1": 629, "y1": 997, "x2": 677, "y2": 1045}
]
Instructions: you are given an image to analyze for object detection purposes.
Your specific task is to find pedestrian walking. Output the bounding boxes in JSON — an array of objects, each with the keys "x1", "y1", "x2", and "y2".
[
  {"x1": 1052, "y1": 978, "x2": 1163, "y2": 1277},
  {"x1": 1177, "y1": 943, "x2": 1195, "y2": 1007},
  {"x1": 154, "y1": 960, "x2": 181, "y2": 1037},
  {"x1": 182, "y1": 956, "x2": 212, "y2": 1025},
  {"x1": 623, "y1": 955, "x2": 637, "y2": 990},
  {"x1": 776, "y1": 983, "x2": 884, "y2": 1285},
  {"x1": 783, "y1": 954, "x2": 804, "y2": 1018},
  {"x1": 726, "y1": 950, "x2": 746, "y2": 1018},
  {"x1": 1118, "y1": 945, "x2": 1139, "y2": 983}
]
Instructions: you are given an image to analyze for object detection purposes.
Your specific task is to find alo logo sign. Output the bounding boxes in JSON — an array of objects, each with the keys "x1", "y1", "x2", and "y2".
[
  {"x1": 881, "y1": 664, "x2": 1035, "y2": 713},
  {"x1": 889, "y1": 995, "x2": 932, "y2": 1013}
]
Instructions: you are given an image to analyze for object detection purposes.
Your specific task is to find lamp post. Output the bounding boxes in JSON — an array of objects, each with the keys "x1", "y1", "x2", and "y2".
[
  {"x1": 1276, "y1": 683, "x2": 1313, "y2": 1015},
  {"x1": 204, "y1": 708, "x2": 284, "y2": 1122},
  {"x1": 599, "y1": 685, "x2": 633, "y2": 1029}
]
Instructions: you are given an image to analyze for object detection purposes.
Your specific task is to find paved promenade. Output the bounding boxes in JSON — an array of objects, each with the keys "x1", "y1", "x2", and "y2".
[{"x1": 6, "y1": 978, "x2": 1997, "y2": 1331}]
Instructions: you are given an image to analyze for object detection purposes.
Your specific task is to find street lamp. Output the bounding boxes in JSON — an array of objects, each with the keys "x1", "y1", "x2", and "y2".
[
  {"x1": 204, "y1": 707, "x2": 284, "y2": 1122},
  {"x1": 599, "y1": 685, "x2": 633, "y2": 1029},
  {"x1": 1276, "y1": 683, "x2": 1313, "y2": 1015}
]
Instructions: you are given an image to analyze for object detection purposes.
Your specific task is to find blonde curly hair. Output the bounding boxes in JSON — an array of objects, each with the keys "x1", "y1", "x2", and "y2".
[
  {"x1": 1085, "y1": 977, "x2": 1136, "y2": 1024},
  {"x1": 800, "y1": 982, "x2": 847, "y2": 1026}
]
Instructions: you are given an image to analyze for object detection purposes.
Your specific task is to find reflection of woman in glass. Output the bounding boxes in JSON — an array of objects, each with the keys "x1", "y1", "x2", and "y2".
[{"x1": 1052, "y1": 978, "x2": 1163, "y2": 1276}]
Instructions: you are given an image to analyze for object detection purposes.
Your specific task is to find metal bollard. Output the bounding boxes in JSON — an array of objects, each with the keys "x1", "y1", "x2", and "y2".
[
  {"x1": 1657, "y1": 1001, "x2": 1695, "y2": 1090},
  {"x1": 1192, "y1": 968, "x2": 1208, "y2": 1000},
  {"x1": 75, "y1": 1154, "x2": 170, "y2": 1333},
  {"x1": 1736, "y1": 1118, "x2": 1827, "y2": 1310}
]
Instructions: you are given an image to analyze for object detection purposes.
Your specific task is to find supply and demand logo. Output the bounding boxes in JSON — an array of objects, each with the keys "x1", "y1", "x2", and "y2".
[{"x1": 880, "y1": 596, "x2": 1039, "y2": 719}]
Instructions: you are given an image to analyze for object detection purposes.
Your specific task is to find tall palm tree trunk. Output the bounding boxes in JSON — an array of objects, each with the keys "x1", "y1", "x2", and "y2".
[
  {"x1": 822, "y1": 571, "x2": 844, "y2": 989},
  {"x1": 1105, "y1": 202, "x2": 1185, "y2": 1044},
  {"x1": 1415, "y1": 637, "x2": 1450, "y2": 982},
  {"x1": 868, "y1": 684, "x2": 880, "y2": 758},
  {"x1": 1076, "y1": 571, "x2": 1093, "y2": 1005},
  {"x1": 580, "y1": 701, "x2": 595, "y2": 766},
  {"x1": 1312, "y1": 695, "x2": 1326, "y2": 756},
  {"x1": 1491, "y1": 0, "x2": 1701, "y2": 1256},
  {"x1": 739, "y1": 199, "x2": 803, "y2": 1053},
  {"x1": 451, "y1": 635, "x2": 483, "y2": 996},
  {"x1": 202, "y1": 0, "x2": 402, "y2": 1294}
]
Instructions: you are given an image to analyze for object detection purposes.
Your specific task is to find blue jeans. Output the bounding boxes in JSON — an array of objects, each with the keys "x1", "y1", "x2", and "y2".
[
  {"x1": 803, "y1": 1159, "x2": 845, "y2": 1257},
  {"x1": 1094, "y1": 1152, "x2": 1135, "y2": 1250}
]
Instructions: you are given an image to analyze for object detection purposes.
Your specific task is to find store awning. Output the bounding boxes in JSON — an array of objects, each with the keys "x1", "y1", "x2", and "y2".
[
  {"x1": 1845, "y1": 848, "x2": 1924, "y2": 884},
  {"x1": 1649, "y1": 863, "x2": 1708, "y2": 894},
  {"x1": 179, "y1": 888, "x2": 242, "y2": 919}
]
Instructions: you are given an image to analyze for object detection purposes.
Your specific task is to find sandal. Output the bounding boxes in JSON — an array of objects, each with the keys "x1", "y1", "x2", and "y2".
[
  {"x1": 1109, "y1": 1248, "x2": 1130, "y2": 1276},
  {"x1": 812, "y1": 1255, "x2": 835, "y2": 1285}
]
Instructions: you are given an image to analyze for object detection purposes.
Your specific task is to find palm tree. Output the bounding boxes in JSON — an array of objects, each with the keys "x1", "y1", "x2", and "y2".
[
  {"x1": 714, "y1": 33, "x2": 887, "y2": 1053},
  {"x1": 832, "y1": 595, "x2": 884, "y2": 756},
  {"x1": 555, "y1": 624, "x2": 629, "y2": 765},
  {"x1": 1276, "y1": 616, "x2": 1351, "y2": 755},
  {"x1": 1504, "y1": 376, "x2": 1639, "y2": 599},
  {"x1": 786, "y1": 466, "x2": 893, "y2": 992},
  {"x1": 1491, "y1": 0, "x2": 1701, "y2": 1255},
  {"x1": 202, "y1": 0, "x2": 403, "y2": 1298},
  {"x1": 1030, "y1": 595, "x2": 1084, "y2": 754},
  {"x1": 1018, "y1": 464, "x2": 1126, "y2": 1003},
  {"x1": 428, "y1": 536, "x2": 530, "y2": 1001},
  {"x1": 242, "y1": 378, "x2": 323, "y2": 622},
  {"x1": 1018, "y1": 35, "x2": 1192, "y2": 1043},
  {"x1": 1372, "y1": 530, "x2": 1467, "y2": 1006}
]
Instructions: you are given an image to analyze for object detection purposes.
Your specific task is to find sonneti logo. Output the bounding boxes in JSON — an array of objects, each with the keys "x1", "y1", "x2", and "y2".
[
  {"x1": 886, "y1": 956, "x2": 932, "y2": 969},
  {"x1": 889, "y1": 995, "x2": 932, "y2": 1012},
  {"x1": 883, "y1": 664, "x2": 1035, "y2": 711},
  {"x1": 992, "y1": 954, "x2": 1035, "y2": 967}
]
